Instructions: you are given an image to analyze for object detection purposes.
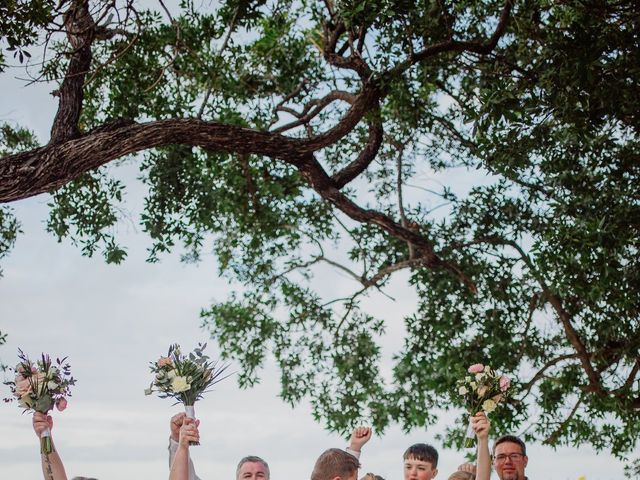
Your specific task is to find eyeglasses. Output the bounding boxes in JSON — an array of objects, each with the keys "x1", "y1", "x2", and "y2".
[{"x1": 494, "y1": 453, "x2": 525, "y2": 463}]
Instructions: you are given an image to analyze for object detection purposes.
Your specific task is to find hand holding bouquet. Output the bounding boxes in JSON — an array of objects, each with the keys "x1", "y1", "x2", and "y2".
[
  {"x1": 3, "y1": 350, "x2": 76, "y2": 454},
  {"x1": 457, "y1": 363, "x2": 510, "y2": 448},
  {"x1": 145, "y1": 343, "x2": 229, "y2": 445}
]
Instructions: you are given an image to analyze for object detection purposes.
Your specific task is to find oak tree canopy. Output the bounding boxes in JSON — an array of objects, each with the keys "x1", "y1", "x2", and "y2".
[{"x1": 1, "y1": 0, "x2": 639, "y2": 457}]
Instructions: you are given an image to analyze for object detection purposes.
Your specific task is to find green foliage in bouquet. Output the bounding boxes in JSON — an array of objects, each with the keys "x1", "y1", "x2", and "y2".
[
  {"x1": 145, "y1": 343, "x2": 230, "y2": 406},
  {"x1": 4, "y1": 349, "x2": 75, "y2": 413},
  {"x1": 3, "y1": 349, "x2": 75, "y2": 453}
]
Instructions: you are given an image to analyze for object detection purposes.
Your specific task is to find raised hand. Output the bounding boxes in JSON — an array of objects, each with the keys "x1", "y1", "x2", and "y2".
[
  {"x1": 178, "y1": 417, "x2": 200, "y2": 448},
  {"x1": 349, "y1": 426, "x2": 372, "y2": 452},
  {"x1": 170, "y1": 412, "x2": 188, "y2": 442},
  {"x1": 33, "y1": 412, "x2": 53, "y2": 438},
  {"x1": 471, "y1": 411, "x2": 490, "y2": 440}
]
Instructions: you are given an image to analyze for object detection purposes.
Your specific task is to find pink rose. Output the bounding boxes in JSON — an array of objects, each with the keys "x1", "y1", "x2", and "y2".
[
  {"x1": 499, "y1": 375, "x2": 510, "y2": 392},
  {"x1": 15, "y1": 378, "x2": 32, "y2": 397},
  {"x1": 467, "y1": 363, "x2": 484, "y2": 374},
  {"x1": 56, "y1": 397, "x2": 68, "y2": 411},
  {"x1": 158, "y1": 357, "x2": 173, "y2": 368}
]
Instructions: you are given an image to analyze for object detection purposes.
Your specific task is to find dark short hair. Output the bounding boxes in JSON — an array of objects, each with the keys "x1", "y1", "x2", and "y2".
[
  {"x1": 493, "y1": 435, "x2": 527, "y2": 456},
  {"x1": 403, "y1": 443, "x2": 439, "y2": 468},
  {"x1": 311, "y1": 448, "x2": 361, "y2": 480},
  {"x1": 236, "y1": 455, "x2": 270, "y2": 480}
]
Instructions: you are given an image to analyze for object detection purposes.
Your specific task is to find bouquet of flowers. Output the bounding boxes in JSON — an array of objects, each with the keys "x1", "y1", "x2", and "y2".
[
  {"x1": 3, "y1": 350, "x2": 76, "y2": 454},
  {"x1": 457, "y1": 363, "x2": 510, "y2": 447},
  {"x1": 145, "y1": 343, "x2": 230, "y2": 445}
]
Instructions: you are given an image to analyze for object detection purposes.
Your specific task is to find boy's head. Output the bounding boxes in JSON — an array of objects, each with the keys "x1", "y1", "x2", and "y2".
[
  {"x1": 447, "y1": 472, "x2": 474, "y2": 480},
  {"x1": 311, "y1": 448, "x2": 361, "y2": 480},
  {"x1": 361, "y1": 474, "x2": 385, "y2": 480},
  {"x1": 403, "y1": 443, "x2": 439, "y2": 480}
]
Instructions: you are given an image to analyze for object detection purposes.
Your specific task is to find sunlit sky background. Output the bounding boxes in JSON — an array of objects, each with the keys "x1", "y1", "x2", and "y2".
[{"x1": 0, "y1": 3, "x2": 630, "y2": 478}]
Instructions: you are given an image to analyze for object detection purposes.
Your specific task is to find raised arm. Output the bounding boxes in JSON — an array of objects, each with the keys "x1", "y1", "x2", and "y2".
[
  {"x1": 170, "y1": 416, "x2": 201, "y2": 480},
  {"x1": 168, "y1": 413, "x2": 201, "y2": 480},
  {"x1": 33, "y1": 412, "x2": 68, "y2": 480},
  {"x1": 347, "y1": 426, "x2": 372, "y2": 460},
  {"x1": 471, "y1": 412, "x2": 491, "y2": 480}
]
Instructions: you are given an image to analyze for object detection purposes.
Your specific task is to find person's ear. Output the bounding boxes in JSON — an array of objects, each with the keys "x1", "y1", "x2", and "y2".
[
  {"x1": 523, "y1": 456, "x2": 528, "y2": 468},
  {"x1": 432, "y1": 468, "x2": 438, "y2": 478}
]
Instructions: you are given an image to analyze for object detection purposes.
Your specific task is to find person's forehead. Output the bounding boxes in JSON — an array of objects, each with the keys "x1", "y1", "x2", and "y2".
[
  {"x1": 404, "y1": 457, "x2": 434, "y2": 468},
  {"x1": 240, "y1": 461, "x2": 267, "y2": 473},
  {"x1": 495, "y1": 441, "x2": 524, "y2": 455}
]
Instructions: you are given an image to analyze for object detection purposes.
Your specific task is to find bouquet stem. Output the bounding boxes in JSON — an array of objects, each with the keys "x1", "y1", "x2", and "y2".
[
  {"x1": 184, "y1": 405, "x2": 199, "y2": 446},
  {"x1": 464, "y1": 416, "x2": 476, "y2": 448},
  {"x1": 40, "y1": 427, "x2": 53, "y2": 454}
]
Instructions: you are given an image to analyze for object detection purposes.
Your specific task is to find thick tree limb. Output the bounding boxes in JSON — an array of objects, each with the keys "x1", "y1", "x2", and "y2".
[
  {"x1": 330, "y1": 105, "x2": 382, "y2": 189},
  {"x1": 0, "y1": 119, "x2": 297, "y2": 203},
  {"x1": 0, "y1": 115, "x2": 475, "y2": 291},
  {"x1": 296, "y1": 83, "x2": 381, "y2": 151},
  {"x1": 50, "y1": 0, "x2": 95, "y2": 142}
]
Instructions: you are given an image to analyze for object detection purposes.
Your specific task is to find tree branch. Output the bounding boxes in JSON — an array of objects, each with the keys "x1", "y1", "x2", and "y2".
[
  {"x1": 50, "y1": 0, "x2": 96, "y2": 143},
  {"x1": 330, "y1": 105, "x2": 382, "y2": 188},
  {"x1": 294, "y1": 153, "x2": 476, "y2": 291},
  {"x1": 0, "y1": 119, "x2": 297, "y2": 203},
  {"x1": 543, "y1": 392, "x2": 586, "y2": 446},
  {"x1": 520, "y1": 353, "x2": 581, "y2": 398},
  {"x1": 384, "y1": 0, "x2": 513, "y2": 79},
  {"x1": 470, "y1": 236, "x2": 605, "y2": 393},
  {"x1": 295, "y1": 83, "x2": 381, "y2": 152},
  {"x1": 271, "y1": 89, "x2": 356, "y2": 135}
]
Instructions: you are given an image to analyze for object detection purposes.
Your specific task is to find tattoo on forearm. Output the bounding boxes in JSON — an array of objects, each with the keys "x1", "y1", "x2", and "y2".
[{"x1": 43, "y1": 453, "x2": 54, "y2": 480}]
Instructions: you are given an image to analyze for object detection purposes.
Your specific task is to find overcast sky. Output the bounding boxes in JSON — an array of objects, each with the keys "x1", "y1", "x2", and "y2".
[{"x1": 0, "y1": 14, "x2": 629, "y2": 480}]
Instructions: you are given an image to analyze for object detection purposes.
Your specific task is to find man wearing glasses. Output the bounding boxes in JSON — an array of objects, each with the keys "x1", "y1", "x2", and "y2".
[{"x1": 492, "y1": 436, "x2": 529, "y2": 480}]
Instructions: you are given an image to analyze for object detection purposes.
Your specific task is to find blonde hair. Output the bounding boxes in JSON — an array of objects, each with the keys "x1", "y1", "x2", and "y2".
[
  {"x1": 311, "y1": 448, "x2": 360, "y2": 480},
  {"x1": 447, "y1": 472, "x2": 474, "y2": 480},
  {"x1": 361, "y1": 474, "x2": 386, "y2": 480}
]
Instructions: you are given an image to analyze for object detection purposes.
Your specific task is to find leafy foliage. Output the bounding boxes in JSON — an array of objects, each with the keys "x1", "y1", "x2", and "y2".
[{"x1": 1, "y1": 0, "x2": 639, "y2": 458}]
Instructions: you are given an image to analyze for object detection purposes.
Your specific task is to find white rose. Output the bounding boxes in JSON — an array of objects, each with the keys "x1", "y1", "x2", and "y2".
[
  {"x1": 458, "y1": 386, "x2": 468, "y2": 395},
  {"x1": 171, "y1": 376, "x2": 190, "y2": 393},
  {"x1": 47, "y1": 381, "x2": 59, "y2": 391},
  {"x1": 482, "y1": 399, "x2": 497, "y2": 413}
]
